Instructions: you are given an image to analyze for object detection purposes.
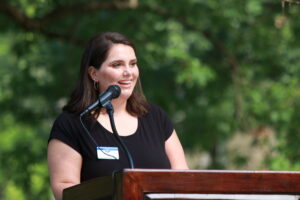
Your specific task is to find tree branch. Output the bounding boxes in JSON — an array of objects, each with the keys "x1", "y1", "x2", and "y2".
[
  {"x1": 0, "y1": 0, "x2": 138, "y2": 45},
  {"x1": 41, "y1": 0, "x2": 138, "y2": 23},
  {"x1": 0, "y1": 1, "x2": 239, "y2": 70},
  {"x1": 139, "y1": 6, "x2": 240, "y2": 70}
]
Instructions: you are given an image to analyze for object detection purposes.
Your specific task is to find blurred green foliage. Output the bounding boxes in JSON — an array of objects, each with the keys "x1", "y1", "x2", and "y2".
[{"x1": 1, "y1": 0, "x2": 300, "y2": 199}]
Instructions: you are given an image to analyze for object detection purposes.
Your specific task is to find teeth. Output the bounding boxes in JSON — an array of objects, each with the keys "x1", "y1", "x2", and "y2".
[{"x1": 119, "y1": 80, "x2": 131, "y2": 84}]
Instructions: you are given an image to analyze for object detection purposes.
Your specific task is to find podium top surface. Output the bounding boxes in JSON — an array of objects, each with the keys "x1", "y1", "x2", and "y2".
[
  {"x1": 63, "y1": 169, "x2": 300, "y2": 200},
  {"x1": 122, "y1": 168, "x2": 300, "y2": 174}
]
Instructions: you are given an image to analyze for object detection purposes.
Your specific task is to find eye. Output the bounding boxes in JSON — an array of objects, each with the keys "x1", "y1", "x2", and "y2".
[
  {"x1": 111, "y1": 62, "x2": 122, "y2": 68},
  {"x1": 130, "y1": 61, "x2": 137, "y2": 67}
]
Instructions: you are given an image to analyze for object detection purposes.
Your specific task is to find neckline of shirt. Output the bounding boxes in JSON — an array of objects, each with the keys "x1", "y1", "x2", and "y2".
[{"x1": 94, "y1": 118, "x2": 140, "y2": 138}]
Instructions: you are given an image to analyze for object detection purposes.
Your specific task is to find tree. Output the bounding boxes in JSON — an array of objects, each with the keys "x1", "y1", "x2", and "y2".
[{"x1": 1, "y1": 0, "x2": 300, "y2": 198}]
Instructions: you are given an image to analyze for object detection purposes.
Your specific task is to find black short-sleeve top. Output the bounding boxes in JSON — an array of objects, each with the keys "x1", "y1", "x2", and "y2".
[{"x1": 49, "y1": 104, "x2": 173, "y2": 181}]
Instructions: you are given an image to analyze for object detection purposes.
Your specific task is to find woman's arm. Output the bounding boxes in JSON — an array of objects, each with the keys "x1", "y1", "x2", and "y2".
[
  {"x1": 47, "y1": 139, "x2": 82, "y2": 200},
  {"x1": 165, "y1": 130, "x2": 189, "y2": 169}
]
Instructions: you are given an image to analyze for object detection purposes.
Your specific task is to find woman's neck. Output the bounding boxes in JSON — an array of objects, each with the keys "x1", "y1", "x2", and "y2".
[{"x1": 108, "y1": 98, "x2": 128, "y2": 116}]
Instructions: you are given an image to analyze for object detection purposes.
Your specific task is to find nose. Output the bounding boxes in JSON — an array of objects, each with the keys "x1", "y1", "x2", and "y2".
[{"x1": 123, "y1": 65, "x2": 132, "y2": 76}]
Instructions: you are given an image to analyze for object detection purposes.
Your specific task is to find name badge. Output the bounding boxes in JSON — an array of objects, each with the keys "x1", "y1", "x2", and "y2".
[{"x1": 97, "y1": 146, "x2": 119, "y2": 160}]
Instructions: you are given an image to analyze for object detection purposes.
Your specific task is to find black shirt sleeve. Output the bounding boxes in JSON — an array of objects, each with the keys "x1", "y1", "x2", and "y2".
[
  {"x1": 49, "y1": 112, "x2": 82, "y2": 154},
  {"x1": 149, "y1": 104, "x2": 174, "y2": 140}
]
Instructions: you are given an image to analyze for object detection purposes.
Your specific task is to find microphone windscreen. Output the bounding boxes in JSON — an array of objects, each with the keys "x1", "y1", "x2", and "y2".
[{"x1": 109, "y1": 85, "x2": 121, "y2": 99}]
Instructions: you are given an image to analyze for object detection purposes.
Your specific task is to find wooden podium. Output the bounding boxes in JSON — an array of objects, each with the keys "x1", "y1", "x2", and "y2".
[{"x1": 63, "y1": 169, "x2": 300, "y2": 200}]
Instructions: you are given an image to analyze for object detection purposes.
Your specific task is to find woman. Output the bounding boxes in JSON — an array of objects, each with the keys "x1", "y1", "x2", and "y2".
[{"x1": 48, "y1": 32, "x2": 188, "y2": 200}]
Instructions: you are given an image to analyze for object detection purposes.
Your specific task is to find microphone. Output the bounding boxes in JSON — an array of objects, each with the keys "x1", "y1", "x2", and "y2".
[{"x1": 80, "y1": 85, "x2": 121, "y2": 116}]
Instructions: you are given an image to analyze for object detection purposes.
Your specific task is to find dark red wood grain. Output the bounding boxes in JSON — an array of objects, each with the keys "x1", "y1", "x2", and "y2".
[
  {"x1": 63, "y1": 169, "x2": 300, "y2": 200},
  {"x1": 118, "y1": 169, "x2": 300, "y2": 200}
]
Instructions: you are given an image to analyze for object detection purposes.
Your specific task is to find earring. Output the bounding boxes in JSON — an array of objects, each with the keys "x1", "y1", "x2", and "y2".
[{"x1": 93, "y1": 80, "x2": 99, "y2": 91}]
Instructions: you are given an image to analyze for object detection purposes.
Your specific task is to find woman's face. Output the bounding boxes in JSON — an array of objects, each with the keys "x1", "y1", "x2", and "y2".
[{"x1": 94, "y1": 44, "x2": 139, "y2": 100}]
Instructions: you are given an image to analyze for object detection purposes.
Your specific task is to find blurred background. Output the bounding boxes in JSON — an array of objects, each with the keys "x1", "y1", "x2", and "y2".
[{"x1": 1, "y1": 0, "x2": 300, "y2": 199}]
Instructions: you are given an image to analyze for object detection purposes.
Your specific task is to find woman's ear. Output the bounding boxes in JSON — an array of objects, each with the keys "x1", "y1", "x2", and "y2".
[{"x1": 88, "y1": 66, "x2": 97, "y2": 81}]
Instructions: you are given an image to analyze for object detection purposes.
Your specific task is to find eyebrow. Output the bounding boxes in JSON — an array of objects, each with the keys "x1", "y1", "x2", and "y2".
[{"x1": 109, "y1": 59, "x2": 137, "y2": 63}]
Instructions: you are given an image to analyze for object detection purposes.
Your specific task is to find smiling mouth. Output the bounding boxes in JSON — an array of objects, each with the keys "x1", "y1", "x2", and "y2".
[{"x1": 118, "y1": 80, "x2": 132, "y2": 87}]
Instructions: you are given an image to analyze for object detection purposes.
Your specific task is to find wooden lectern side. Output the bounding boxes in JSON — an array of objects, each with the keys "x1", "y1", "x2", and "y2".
[
  {"x1": 63, "y1": 169, "x2": 300, "y2": 200},
  {"x1": 63, "y1": 174, "x2": 113, "y2": 200}
]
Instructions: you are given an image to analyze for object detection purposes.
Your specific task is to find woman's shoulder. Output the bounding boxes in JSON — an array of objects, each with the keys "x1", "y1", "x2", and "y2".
[
  {"x1": 52, "y1": 111, "x2": 82, "y2": 128},
  {"x1": 141, "y1": 103, "x2": 174, "y2": 140},
  {"x1": 55, "y1": 111, "x2": 78, "y2": 121},
  {"x1": 145, "y1": 103, "x2": 170, "y2": 119},
  {"x1": 148, "y1": 103, "x2": 168, "y2": 112},
  {"x1": 148, "y1": 103, "x2": 162, "y2": 112}
]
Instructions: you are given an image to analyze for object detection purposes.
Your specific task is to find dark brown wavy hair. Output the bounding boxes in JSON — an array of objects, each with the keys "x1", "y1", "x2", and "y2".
[{"x1": 63, "y1": 32, "x2": 149, "y2": 117}]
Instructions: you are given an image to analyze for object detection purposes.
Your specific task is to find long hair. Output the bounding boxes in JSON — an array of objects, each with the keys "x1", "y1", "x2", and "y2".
[{"x1": 63, "y1": 32, "x2": 149, "y2": 117}]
